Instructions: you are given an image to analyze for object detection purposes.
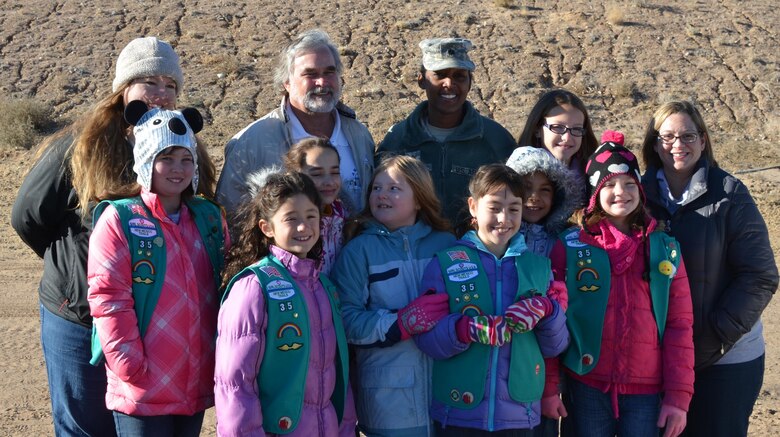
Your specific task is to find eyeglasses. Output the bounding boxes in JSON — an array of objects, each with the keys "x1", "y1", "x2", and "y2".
[
  {"x1": 543, "y1": 123, "x2": 586, "y2": 137},
  {"x1": 657, "y1": 132, "x2": 701, "y2": 145}
]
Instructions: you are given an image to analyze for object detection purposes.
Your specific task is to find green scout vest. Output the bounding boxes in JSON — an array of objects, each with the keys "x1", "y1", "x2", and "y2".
[
  {"x1": 560, "y1": 228, "x2": 681, "y2": 375},
  {"x1": 89, "y1": 196, "x2": 225, "y2": 366},
  {"x1": 432, "y1": 246, "x2": 551, "y2": 408},
  {"x1": 220, "y1": 255, "x2": 349, "y2": 434}
]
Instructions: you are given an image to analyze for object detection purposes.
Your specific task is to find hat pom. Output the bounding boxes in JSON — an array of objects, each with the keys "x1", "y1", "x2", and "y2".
[{"x1": 600, "y1": 130, "x2": 624, "y2": 146}]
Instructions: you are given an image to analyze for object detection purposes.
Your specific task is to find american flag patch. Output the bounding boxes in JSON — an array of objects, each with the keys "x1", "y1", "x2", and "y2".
[
  {"x1": 129, "y1": 204, "x2": 149, "y2": 217},
  {"x1": 260, "y1": 266, "x2": 284, "y2": 279},
  {"x1": 447, "y1": 250, "x2": 470, "y2": 262}
]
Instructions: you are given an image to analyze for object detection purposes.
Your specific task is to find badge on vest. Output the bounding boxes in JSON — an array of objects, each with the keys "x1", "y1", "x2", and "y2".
[
  {"x1": 447, "y1": 262, "x2": 479, "y2": 282},
  {"x1": 659, "y1": 241, "x2": 679, "y2": 277},
  {"x1": 132, "y1": 260, "x2": 155, "y2": 284},
  {"x1": 260, "y1": 265, "x2": 284, "y2": 279},
  {"x1": 266, "y1": 279, "x2": 296, "y2": 300},
  {"x1": 128, "y1": 217, "x2": 157, "y2": 238},
  {"x1": 574, "y1": 249, "x2": 600, "y2": 293},
  {"x1": 277, "y1": 322, "x2": 303, "y2": 351},
  {"x1": 564, "y1": 230, "x2": 587, "y2": 248}
]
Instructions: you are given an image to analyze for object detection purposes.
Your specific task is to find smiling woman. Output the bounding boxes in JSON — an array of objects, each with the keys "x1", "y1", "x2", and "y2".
[
  {"x1": 10, "y1": 36, "x2": 219, "y2": 437},
  {"x1": 641, "y1": 100, "x2": 778, "y2": 437}
]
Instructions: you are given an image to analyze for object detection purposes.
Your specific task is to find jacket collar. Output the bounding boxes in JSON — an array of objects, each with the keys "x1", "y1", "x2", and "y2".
[
  {"x1": 270, "y1": 244, "x2": 319, "y2": 279},
  {"x1": 461, "y1": 229, "x2": 528, "y2": 260},
  {"x1": 401, "y1": 100, "x2": 484, "y2": 146}
]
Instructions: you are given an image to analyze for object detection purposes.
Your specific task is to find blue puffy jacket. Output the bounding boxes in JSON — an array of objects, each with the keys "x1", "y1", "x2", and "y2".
[{"x1": 331, "y1": 220, "x2": 456, "y2": 437}]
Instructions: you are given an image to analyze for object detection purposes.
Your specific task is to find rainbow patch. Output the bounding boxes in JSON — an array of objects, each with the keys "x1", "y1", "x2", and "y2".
[
  {"x1": 460, "y1": 305, "x2": 482, "y2": 317},
  {"x1": 132, "y1": 260, "x2": 155, "y2": 275},
  {"x1": 576, "y1": 267, "x2": 599, "y2": 281},
  {"x1": 277, "y1": 323, "x2": 302, "y2": 338}
]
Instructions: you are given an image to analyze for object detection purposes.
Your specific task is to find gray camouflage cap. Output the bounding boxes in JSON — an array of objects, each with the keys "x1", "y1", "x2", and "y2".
[{"x1": 419, "y1": 38, "x2": 475, "y2": 72}]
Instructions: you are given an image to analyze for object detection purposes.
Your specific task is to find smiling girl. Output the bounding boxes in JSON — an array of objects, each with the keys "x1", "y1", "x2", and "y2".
[
  {"x1": 215, "y1": 171, "x2": 355, "y2": 436},
  {"x1": 87, "y1": 104, "x2": 227, "y2": 436},
  {"x1": 284, "y1": 137, "x2": 347, "y2": 274},
  {"x1": 414, "y1": 164, "x2": 569, "y2": 436},
  {"x1": 517, "y1": 89, "x2": 599, "y2": 192},
  {"x1": 331, "y1": 155, "x2": 455, "y2": 436},
  {"x1": 548, "y1": 131, "x2": 694, "y2": 437}
]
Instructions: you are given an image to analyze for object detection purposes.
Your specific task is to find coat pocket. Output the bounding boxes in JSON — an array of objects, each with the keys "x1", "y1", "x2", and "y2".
[{"x1": 358, "y1": 365, "x2": 423, "y2": 430}]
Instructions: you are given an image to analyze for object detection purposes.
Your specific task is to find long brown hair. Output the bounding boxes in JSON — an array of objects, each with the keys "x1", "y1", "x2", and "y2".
[
  {"x1": 344, "y1": 155, "x2": 451, "y2": 241},
  {"x1": 640, "y1": 100, "x2": 718, "y2": 170},
  {"x1": 221, "y1": 171, "x2": 322, "y2": 289},
  {"x1": 516, "y1": 89, "x2": 598, "y2": 175},
  {"x1": 37, "y1": 87, "x2": 216, "y2": 216}
]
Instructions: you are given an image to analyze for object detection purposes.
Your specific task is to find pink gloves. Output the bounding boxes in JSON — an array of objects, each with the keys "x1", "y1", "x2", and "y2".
[
  {"x1": 504, "y1": 296, "x2": 554, "y2": 333},
  {"x1": 546, "y1": 280, "x2": 568, "y2": 311},
  {"x1": 397, "y1": 291, "x2": 450, "y2": 340},
  {"x1": 456, "y1": 315, "x2": 512, "y2": 347}
]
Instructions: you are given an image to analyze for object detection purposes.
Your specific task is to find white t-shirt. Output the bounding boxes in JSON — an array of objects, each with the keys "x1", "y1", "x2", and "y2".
[{"x1": 287, "y1": 103, "x2": 362, "y2": 211}]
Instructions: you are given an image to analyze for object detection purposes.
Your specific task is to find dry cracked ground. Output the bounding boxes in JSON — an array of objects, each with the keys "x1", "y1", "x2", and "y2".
[{"x1": 0, "y1": 0, "x2": 778, "y2": 435}]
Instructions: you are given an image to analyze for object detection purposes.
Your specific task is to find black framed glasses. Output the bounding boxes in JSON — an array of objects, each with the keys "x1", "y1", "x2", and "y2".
[
  {"x1": 543, "y1": 123, "x2": 586, "y2": 137},
  {"x1": 657, "y1": 132, "x2": 701, "y2": 145}
]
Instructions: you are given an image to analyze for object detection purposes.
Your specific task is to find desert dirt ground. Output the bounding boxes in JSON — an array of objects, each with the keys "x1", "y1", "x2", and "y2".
[{"x1": 1, "y1": 0, "x2": 779, "y2": 435}]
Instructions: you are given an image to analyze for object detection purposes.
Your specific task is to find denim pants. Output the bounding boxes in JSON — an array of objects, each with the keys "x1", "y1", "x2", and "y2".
[
  {"x1": 113, "y1": 411, "x2": 205, "y2": 437},
  {"x1": 681, "y1": 354, "x2": 764, "y2": 437},
  {"x1": 568, "y1": 379, "x2": 660, "y2": 437},
  {"x1": 40, "y1": 303, "x2": 116, "y2": 437},
  {"x1": 434, "y1": 422, "x2": 534, "y2": 437}
]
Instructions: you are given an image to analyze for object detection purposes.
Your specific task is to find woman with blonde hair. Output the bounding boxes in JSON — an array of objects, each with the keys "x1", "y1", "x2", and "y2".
[{"x1": 11, "y1": 37, "x2": 215, "y2": 436}]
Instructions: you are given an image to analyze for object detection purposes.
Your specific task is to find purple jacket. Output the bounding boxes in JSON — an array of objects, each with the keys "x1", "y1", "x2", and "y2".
[
  {"x1": 415, "y1": 231, "x2": 569, "y2": 431},
  {"x1": 214, "y1": 246, "x2": 356, "y2": 436}
]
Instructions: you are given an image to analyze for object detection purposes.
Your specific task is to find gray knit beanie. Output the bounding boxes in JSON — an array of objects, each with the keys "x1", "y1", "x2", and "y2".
[{"x1": 113, "y1": 37, "x2": 184, "y2": 94}]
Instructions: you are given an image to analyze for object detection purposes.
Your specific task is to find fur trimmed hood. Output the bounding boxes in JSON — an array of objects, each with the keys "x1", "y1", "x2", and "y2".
[{"x1": 506, "y1": 146, "x2": 585, "y2": 235}]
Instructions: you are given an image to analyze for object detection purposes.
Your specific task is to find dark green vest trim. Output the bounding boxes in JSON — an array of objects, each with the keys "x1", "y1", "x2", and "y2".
[
  {"x1": 432, "y1": 246, "x2": 551, "y2": 408},
  {"x1": 89, "y1": 196, "x2": 224, "y2": 366},
  {"x1": 220, "y1": 256, "x2": 348, "y2": 434},
  {"x1": 560, "y1": 228, "x2": 680, "y2": 375}
]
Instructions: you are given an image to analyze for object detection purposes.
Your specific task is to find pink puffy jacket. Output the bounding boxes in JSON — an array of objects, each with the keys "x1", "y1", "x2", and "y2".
[
  {"x1": 548, "y1": 219, "x2": 694, "y2": 415},
  {"x1": 214, "y1": 246, "x2": 356, "y2": 437},
  {"x1": 88, "y1": 190, "x2": 228, "y2": 416}
]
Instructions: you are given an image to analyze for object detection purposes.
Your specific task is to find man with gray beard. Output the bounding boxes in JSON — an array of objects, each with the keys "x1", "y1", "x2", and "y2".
[{"x1": 216, "y1": 29, "x2": 375, "y2": 217}]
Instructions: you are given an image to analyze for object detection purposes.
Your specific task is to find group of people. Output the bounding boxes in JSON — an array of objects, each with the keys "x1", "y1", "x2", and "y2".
[{"x1": 10, "y1": 27, "x2": 777, "y2": 437}]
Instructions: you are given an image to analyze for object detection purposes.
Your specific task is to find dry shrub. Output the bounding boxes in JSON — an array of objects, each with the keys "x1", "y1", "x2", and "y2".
[
  {"x1": 202, "y1": 53, "x2": 240, "y2": 75},
  {"x1": 0, "y1": 97, "x2": 54, "y2": 150},
  {"x1": 606, "y1": 5, "x2": 625, "y2": 25},
  {"x1": 613, "y1": 80, "x2": 635, "y2": 99},
  {"x1": 395, "y1": 18, "x2": 424, "y2": 30}
]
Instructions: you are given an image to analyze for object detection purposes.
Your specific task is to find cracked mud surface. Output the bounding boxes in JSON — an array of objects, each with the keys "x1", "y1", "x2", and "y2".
[{"x1": 0, "y1": 1, "x2": 778, "y2": 435}]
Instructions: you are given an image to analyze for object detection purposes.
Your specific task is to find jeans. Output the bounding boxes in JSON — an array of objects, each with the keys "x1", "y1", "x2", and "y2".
[
  {"x1": 681, "y1": 354, "x2": 764, "y2": 437},
  {"x1": 434, "y1": 422, "x2": 534, "y2": 437},
  {"x1": 113, "y1": 411, "x2": 205, "y2": 437},
  {"x1": 568, "y1": 379, "x2": 660, "y2": 437},
  {"x1": 40, "y1": 303, "x2": 116, "y2": 437}
]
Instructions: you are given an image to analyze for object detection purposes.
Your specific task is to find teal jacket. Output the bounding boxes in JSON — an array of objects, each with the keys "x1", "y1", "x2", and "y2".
[{"x1": 376, "y1": 101, "x2": 516, "y2": 223}]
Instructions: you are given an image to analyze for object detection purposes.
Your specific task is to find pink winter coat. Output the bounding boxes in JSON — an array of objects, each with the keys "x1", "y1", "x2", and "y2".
[
  {"x1": 320, "y1": 199, "x2": 347, "y2": 275},
  {"x1": 214, "y1": 245, "x2": 356, "y2": 437},
  {"x1": 87, "y1": 190, "x2": 228, "y2": 416},
  {"x1": 548, "y1": 219, "x2": 694, "y2": 414}
]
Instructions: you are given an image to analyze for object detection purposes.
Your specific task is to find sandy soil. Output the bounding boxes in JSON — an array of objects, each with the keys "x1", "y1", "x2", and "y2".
[{"x1": 0, "y1": 0, "x2": 778, "y2": 435}]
